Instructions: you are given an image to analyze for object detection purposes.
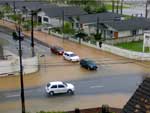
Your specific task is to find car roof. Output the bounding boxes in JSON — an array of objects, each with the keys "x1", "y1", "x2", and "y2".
[
  {"x1": 51, "y1": 45, "x2": 62, "y2": 48},
  {"x1": 49, "y1": 81, "x2": 63, "y2": 85},
  {"x1": 81, "y1": 58, "x2": 92, "y2": 61},
  {"x1": 64, "y1": 51, "x2": 74, "y2": 54}
]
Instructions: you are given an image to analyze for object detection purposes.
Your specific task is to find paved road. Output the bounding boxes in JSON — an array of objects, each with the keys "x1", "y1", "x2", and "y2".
[
  {"x1": 0, "y1": 73, "x2": 143, "y2": 102},
  {"x1": 0, "y1": 73, "x2": 143, "y2": 113},
  {"x1": 0, "y1": 28, "x2": 50, "y2": 58}
]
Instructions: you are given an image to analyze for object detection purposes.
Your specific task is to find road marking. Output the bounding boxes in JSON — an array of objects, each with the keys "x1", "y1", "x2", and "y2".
[
  {"x1": 6, "y1": 94, "x2": 20, "y2": 98},
  {"x1": 90, "y1": 85, "x2": 104, "y2": 89}
]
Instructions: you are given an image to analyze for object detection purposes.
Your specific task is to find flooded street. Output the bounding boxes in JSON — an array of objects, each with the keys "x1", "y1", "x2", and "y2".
[
  {"x1": 0, "y1": 47, "x2": 149, "y2": 113},
  {"x1": 0, "y1": 20, "x2": 150, "y2": 112}
]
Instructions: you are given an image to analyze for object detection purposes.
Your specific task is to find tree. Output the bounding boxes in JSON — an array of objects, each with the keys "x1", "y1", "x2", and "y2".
[
  {"x1": 0, "y1": 11, "x2": 4, "y2": 19},
  {"x1": 63, "y1": 22, "x2": 74, "y2": 34},
  {"x1": 2, "y1": 3, "x2": 12, "y2": 15}
]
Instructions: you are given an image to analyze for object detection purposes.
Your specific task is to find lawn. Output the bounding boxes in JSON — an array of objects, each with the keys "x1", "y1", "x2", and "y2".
[
  {"x1": 115, "y1": 41, "x2": 150, "y2": 53},
  {"x1": 105, "y1": 4, "x2": 129, "y2": 10}
]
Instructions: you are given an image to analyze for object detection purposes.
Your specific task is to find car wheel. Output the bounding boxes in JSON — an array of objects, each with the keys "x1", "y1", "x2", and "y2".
[
  {"x1": 67, "y1": 89, "x2": 74, "y2": 95},
  {"x1": 87, "y1": 67, "x2": 90, "y2": 70},
  {"x1": 49, "y1": 91, "x2": 54, "y2": 96}
]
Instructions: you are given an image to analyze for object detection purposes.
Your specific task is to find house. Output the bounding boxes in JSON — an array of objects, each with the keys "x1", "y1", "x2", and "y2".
[
  {"x1": 103, "y1": 17, "x2": 150, "y2": 39},
  {"x1": 72, "y1": 12, "x2": 122, "y2": 35},
  {"x1": 37, "y1": 6, "x2": 87, "y2": 28},
  {"x1": 121, "y1": 76, "x2": 150, "y2": 113},
  {"x1": 73, "y1": 12, "x2": 150, "y2": 39}
]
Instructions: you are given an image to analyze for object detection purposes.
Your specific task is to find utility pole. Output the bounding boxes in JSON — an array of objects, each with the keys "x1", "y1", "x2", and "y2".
[
  {"x1": 112, "y1": 0, "x2": 115, "y2": 13},
  {"x1": 116, "y1": 0, "x2": 119, "y2": 14},
  {"x1": 120, "y1": 0, "x2": 124, "y2": 15},
  {"x1": 96, "y1": 16, "x2": 99, "y2": 35},
  {"x1": 13, "y1": 1, "x2": 16, "y2": 15},
  {"x1": 31, "y1": 10, "x2": 35, "y2": 57},
  {"x1": 18, "y1": 18, "x2": 26, "y2": 113},
  {"x1": 62, "y1": 9, "x2": 64, "y2": 42},
  {"x1": 145, "y1": 0, "x2": 149, "y2": 18},
  {"x1": 30, "y1": 9, "x2": 41, "y2": 57}
]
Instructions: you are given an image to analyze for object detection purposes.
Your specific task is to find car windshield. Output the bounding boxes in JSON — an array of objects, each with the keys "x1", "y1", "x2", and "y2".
[
  {"x1": 47, "y1": 83, "x2": 50, "y2": 87},
  {"x1": 86, "y1": 60, "x2": 95, "y2": 64},
  {"x1": 70, "y1": 54, "x2": 76, "y2": 57},
  {"x1": 57, "y1": 47, "x2": 63, "y2": 51},
  {"x1": 63, "y1": 82, "x2": 67, "y2": 87}
]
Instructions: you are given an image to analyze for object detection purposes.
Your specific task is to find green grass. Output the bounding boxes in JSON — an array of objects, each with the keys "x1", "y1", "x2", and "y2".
[
  {"x1": 115, "y1": 41, "x2": 150, "y2": 53},
  {"x1": 105, "y1": 4, "x2": 129, "y2": 10}
]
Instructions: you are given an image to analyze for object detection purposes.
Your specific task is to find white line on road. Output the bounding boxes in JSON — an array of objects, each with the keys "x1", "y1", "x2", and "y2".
[
  {"x1": 6, "y1": 94, "x2": 20, "y2": 98},
  {"x1": 90, "y1": 85, "x2": 104, "y2": 89}
]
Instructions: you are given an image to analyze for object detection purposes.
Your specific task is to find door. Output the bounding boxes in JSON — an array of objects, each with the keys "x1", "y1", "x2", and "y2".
[
  {"x1": 65, "y1": 53, "x2": 70, "y2": 60},
  {"x1": 58, "y1": 84, "x2": 67, "y2": 93},
  {"x1": 114, "y1": 32, "x2": 118, "y2": 39},
  {"x1": 50, "y1": 85, "x2": 58, "y2": 93}
]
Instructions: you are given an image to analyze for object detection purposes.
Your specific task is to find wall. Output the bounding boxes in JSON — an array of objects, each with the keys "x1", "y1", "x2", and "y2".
[
  {"x1": 104, "y1": 35, "x2": 143, "y2": 45},
  {"x1": 0, "y1": 55, "x2": 39, "y2": 76},
  {"x1": 118, "y1": 31, "x2": 131, "y2": 37},
  {"x1": 48, "y1": 31, "x2": 150, "y2": 61},
  {"x1": 101, "y1": 44, "x2": 150, "y2": 61},
  {"x1": 50, "y1": 18, "x2": 61, "y2": 27}
]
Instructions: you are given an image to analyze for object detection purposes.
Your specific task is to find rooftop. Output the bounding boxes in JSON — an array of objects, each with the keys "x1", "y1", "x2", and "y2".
[
  {"x1": 122, "y1": 76, "x2": 150, "y2": 113},
  {"x1": 105, "y1": 17, "x2": 150, "y2": 31},
  {"x1": 78, "y1": 12, "x2": 121, "y2": 24}
]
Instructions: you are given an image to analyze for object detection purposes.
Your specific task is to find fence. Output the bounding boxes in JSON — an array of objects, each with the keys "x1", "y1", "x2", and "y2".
[
  {"x1": 104, "y1": 35, "x2": 143, "y2": 45},
  {"x1": 49, "y1": 31, "x2": 150, "y2": 61}
]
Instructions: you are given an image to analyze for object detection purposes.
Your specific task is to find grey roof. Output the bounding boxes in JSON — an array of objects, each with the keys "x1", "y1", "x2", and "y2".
[
  {"x1": 0, "y1": 1, "x2": 57, "y2": 10},
  {"x1": 0, "y1": 1, "x2": 87, "y2": 18},
  {"x1": 105, "y1": 17, "x2": 150, "y2": 31},
  {"x1": 122, "y1": 77, "x2": 150, "y2": 113},
  {"x1": 42, "y1": 6, "x2": 87, "y2": 18},
  {"x1": 78, "y1": 12, "x2": 121, "y2": 24}
]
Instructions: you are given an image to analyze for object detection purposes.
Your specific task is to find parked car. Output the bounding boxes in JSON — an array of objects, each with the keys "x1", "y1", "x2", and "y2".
[
  {"x1": 45, "y1": 81, "x2": 75, "y2": 96},
  {"x1": 63, "y1": 51, "x2": 80, "y2": 62},
  {"x1": 80, "y1": 59, "x2": 97, "y2": 70},
  {"x1": 51, "y1": 46, "x2": 64, "y2": 55}
]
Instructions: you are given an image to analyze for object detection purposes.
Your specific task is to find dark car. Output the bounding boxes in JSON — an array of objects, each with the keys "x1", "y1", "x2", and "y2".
[
  {"x1": 80, "y1": 59, "x2": 97, "y2": 70},
  {"x1": 51, "y1": 46, "x2": 64, "y2": 55}
]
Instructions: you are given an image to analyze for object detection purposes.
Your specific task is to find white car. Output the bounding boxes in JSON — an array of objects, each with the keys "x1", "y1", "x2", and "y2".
[
  {"x1": 45, "y1": 81, "x2": 75, "y2": 96},
  {"x1": 63, "y1": 51, "x2": 80, "y2": 62}
]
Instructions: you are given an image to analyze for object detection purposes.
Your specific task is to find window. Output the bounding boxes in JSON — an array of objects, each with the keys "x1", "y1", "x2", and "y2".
[
  {"x1": 65, "y1": 53, "x2": 68, "y2": 56},
  {"x1": 58, "y1": 85, "x2": 65, "y2": 88},
  {"x1": 132, "y1": 30, "x2": 137, "y2": 36},
  {"x1": 51, "y1": 85, "x2": 57, "y2": 88},
  {"x1": 76, "y1": 23, "x2": 79, "y2": 28},
  {"x1": 43, "y1": 17, "x2": 48, "y2": 22}
]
